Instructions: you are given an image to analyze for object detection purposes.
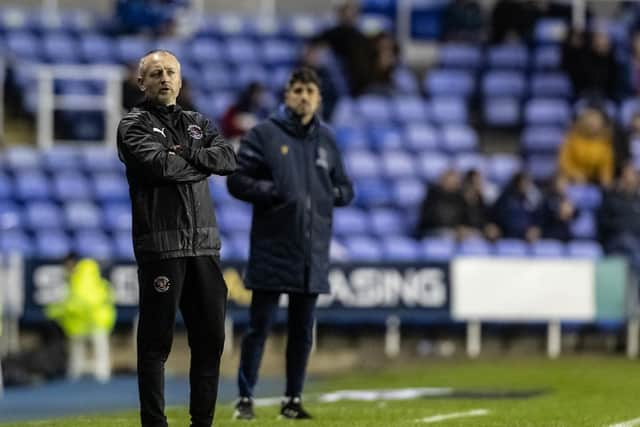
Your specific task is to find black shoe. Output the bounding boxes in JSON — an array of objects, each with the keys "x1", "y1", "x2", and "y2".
[
  {"x1": 280, "y1": 396, "x2": 312, "y2": 419},
  {"x1": 233, "y1": 397, "x2": 255, "y2": 420}
]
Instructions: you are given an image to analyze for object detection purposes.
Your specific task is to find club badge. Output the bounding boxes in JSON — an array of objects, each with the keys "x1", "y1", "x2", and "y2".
[
  {"x1": 153, "y1": 276, "x2": 171, "y2": 293},
  {"x1": 188, "y1": 124, "x2": 203, "y2": 140}
]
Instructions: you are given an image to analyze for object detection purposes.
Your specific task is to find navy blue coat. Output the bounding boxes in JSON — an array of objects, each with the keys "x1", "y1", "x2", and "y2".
[{"x1": 227, "y1": 106, "x2": 354, "y2": 294}]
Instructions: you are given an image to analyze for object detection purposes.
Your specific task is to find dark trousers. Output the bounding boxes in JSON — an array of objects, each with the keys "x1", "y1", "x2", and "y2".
[
  {"x1": 237, "y1": 290, "x2": 318, "y2": 398},
  {"x1": 137, "y1": 256, "x2": 227, "y2": 427}
]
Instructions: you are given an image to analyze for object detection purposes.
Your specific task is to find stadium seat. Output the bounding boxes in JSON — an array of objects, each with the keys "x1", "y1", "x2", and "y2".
[
  {"x1": 524, "y1": 98, "x2": 571, "y2": 126},
  {"x1": 380, "y1": 150, "x2": 417, "y2": 179},
  {"x1": 64, "y1": 201, "x2": 102, "y2": 230},
  {"x1": 531, "y1": 239, "x2": 565, "y2": 257},
  {"x1": 14, "y1": 170, "x2": 51, "y2": 201},
  {"x1": 103, "y1": 203, "x2": 132, "y2": 232},
  {"x1": 6, "y1": 31, "x2": 41, "y2": 60},
  {"x1": 224, "y1": 37, "x2": 259, "y2": 65},
  {"x1": 80, "y1": 146, "x2": 123, "y2": 173},
  {"x1": 79, "y1": 34, "x2": 115, "y2": 63},
  {"x1": 24, "y1": 201, "x2": 64, "y2": 230},
  {"x1": 390, "y1": 178, "x2": 425, "y2": 208},
  {"x1": 369, "y1": 208, "x2": 404, "y2": 236},
  {"x1": 534, "y1": 19, "x2": 568, "y2": 44},
  {"x1": 116, "y1": 36, "x2": 150, "y2": 64},
  {"x1": 494, "y1": 238, "x2": 528, "y2": 256},
  {"x1": 0, "y1": 173, "x2": 12, "y2": 200},
  {"x1": 526, "y1": 155, "x2": 557, "y2": 181},
  {"x1": 381, "y1": 236, "x2": 421, "y2": 261},
  {"x1": 232, "y1": 64, "x2": 269, "y2": 89},
  {"x1": 113, "y1": 231, "x2": 135, "y2": 261},
  {"x1": 92, "y1": 173, "x2": 129, "y2": 203},
  {"x1": 429, "y1": 97, "x2": 468, "y2": 124},
  {"x1": 269, "y1": 66, "x2": 294, "y2": 92},
  {"x1": 438, "y1": 43, "x2": 482, "y2": 69},
  {"x1": 41, "y1": 146, "x2": 80, "y2": 172},
  {"x1": 344, "y1": 235, "x2": 383, "y2": 261},
  {"x1": 208, "y1": 177, "x2": 234, "y2": 204},
  {"x1": 228, "y1": 232, "x2": 250, "y2": 261},
  {"x1": 344, "y1": 150, "x2": 381, "y2": 179},
  {"x1": 0, "y1": 230, "x2": 33, "y2": 256},
  {"x1": 189, "y1": 37, "x2": 222, "y2": 64},
  {"x1": 566, "y1": 185, "x2": 602, "y2": 210},
  {"x1": 5, "y1": 146, "x2": 40, "y2": 170},
  {"x1": 332, "y1": 207, "x2": 369, "y2": 236},
  {"x1": 248, "y1": 15, "x2": 283, "y2": 38},
  {"x1": 353, "y1": 178, "x2": 392, "y2": 207},
  {"x1": 390, "y1": 95, "x2": 428, "y2": 123},
  {"x1": 620, "y1": 98, "x2": 640, "y2": 128},
  {"x1": 521, "y1": 126, "x2": 565, "y2": 153},
  {"x1": 566, "y1": 240, "x2": 603, "y2": 258},
  {"x1": 199, "y1": 65, "x2": 233, "y2": 91},
  {"x1": 217, "y1": 205, "x2": 252, "y2": 234},
  {"x1": 331, "y1": 98, "x2": 359, "y2": 126},
  {"x1": 260, "y1": 39, "x2": 298, "y2": 66},
  {"x1": 483, "y1": 97, "x2": 520, "y2": 127},
  {"x1": 457, "y1": 237, "x2": 491, "y2": 256},
  {"x1": 481, "y1": 71, "x2": 526, "y2": 97},
  {"x1": 357, "y1": 95, "x2": 392, "y2": 123},
  {"x1": 0, "y1": 202, "x2": 22, "y2": 230},
  {"x1": 424, "y1": 69, "x2": 474, "y2": 97},
  {"x1": 369, "y1": 125, "x2": 403, "y2": 151},
  {"x1": 452, "y1": 153, "x2": 486, "y2": 174},
  {"x1": 393, "y1": 67, "x2": 419, "y2": 94},
  {"x1": 73, "y1": 230, "x2": 112, "y2": 260},
  {"x1": 533, "y1": 45, "x2": 561, "y2": 70},
  {"x1": 52, "y1": 172, "x2": 92, "y2": 202},
  {"x1": 530, "y1": 73, "x2": 572, "y2": 98},
  {"x1": 35, "y1": 231, "x2": 71, "y2": 259},
  {"x1": 421, "y1": 236, "x2": 456, "y2": 262},
  {"x1": 334, "y1": 124, "x2": 369, "y2": 150},
  {"x1": 416, "y1": 152, "x2": 450, "y2": 182},
  {"x1": 42, "y1": 33, "x2": 78, "y2": 63},
  {"x1": 487, "y1": 44, "x2": 528, "y2": 69},
  {"x1": 487, "y1": 154, "x2": 522, "y2": 185},
  {"x1": 571, "y1": 211, "x2": 597, "y2": 240},
  {"x1": 404, "y1": 123, "x2": 439, "y2": 151}
]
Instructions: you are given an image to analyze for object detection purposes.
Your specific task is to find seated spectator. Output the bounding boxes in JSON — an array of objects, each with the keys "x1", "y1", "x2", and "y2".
[
  {"x1": 540, "y1": 174, "x2": 577, "y2": 241},
  {"x1": 491, "y1": 171, "x2": 542, "y2": 242},
  {"x1": 415, "y1": 170, "x2": 466, "y2": 239},
  {"x1": 460, "y1": 169, "x2": 501, "y2": 241},
  {"x1": 562, "y1": 28, "x2": 589, "y2": 95},
  {"x1": 558, "y1": 106, "x2": 614, "y2": 187},
  {"x1": 584, "y1": 30, "x2": 618, "y2": 99},
  {"x1": 442, "y1": 0, "x2": 485, "y2": 42},
  {"x1": 490, "y1": 0, "x2": 540, "y2": 43},
  {"x1": 311, "y1": 0, "x2": 374, "y2": 96},
  {"x1": 613, "y1": 110, "x2": 640, "y2": 173},
  {"x1": 366, "y1": 31, "x2": 400, "y2": 96},
  {"x1": 298, "y1": 43, "x2": 341, "y2": 120},
  {"x1": 598, "y1": 162, "x2": 640, "y2": 275},
  {"x1": 220, "y1": 82, "x2": 268, "y2": 145}
]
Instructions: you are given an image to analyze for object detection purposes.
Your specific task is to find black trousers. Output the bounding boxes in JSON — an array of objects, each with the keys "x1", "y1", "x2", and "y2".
[
  {"x1": 137, "y1": 256, "x2": 227, "y2": 427},
  {"x1": 237, "y1": 290, "x2": 318, "y2": 399}
]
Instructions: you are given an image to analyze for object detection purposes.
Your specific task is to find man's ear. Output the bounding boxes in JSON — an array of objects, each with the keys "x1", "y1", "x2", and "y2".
[{"x1": 138, "y1": 77, "x2": 145, "y2": 92}]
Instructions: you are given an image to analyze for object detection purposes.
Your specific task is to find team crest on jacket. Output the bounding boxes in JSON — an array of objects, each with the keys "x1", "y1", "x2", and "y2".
[
  {"x1": 281, "y1": 145, "x2": 289, "y2": 155},
  {"x1": 188, "y1": 124, "x2": 203, "y2": 140},
  {"x1": 153, "y1": 276, "x2": 171, "y2": 293}
]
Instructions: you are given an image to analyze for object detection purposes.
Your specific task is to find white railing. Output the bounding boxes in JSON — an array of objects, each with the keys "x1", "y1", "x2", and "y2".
[{"x1": 36, "y1": 65, "x2": 124, "y2": 149}]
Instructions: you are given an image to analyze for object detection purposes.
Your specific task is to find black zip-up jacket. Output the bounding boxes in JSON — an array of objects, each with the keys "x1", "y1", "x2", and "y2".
[
  {"x1": 117, "y1": 101, "x2": 237, "y2": 263},
  {"x1": 227, "y1": 106, "x2": 354, "y2": 294}
]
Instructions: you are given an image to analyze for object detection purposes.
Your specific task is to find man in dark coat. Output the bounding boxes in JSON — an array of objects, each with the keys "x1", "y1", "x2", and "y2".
[
  {"x1": 117, "y1": 49, "x2": 237, "y2": 427},
  {"x1": 227, "y1": 67, "x2": 354, "y2": 420}
]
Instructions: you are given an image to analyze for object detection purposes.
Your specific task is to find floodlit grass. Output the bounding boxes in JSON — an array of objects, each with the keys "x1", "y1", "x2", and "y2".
[{"x1": 3, "y1": 355, "x2": 640, "y2": 426}]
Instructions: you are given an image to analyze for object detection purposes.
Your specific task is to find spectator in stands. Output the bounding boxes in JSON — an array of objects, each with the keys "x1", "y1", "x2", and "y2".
[
  {"x1": 220, "y1": 82, "x2": 268, "y2": 147},
  {"x1": 298, "y1": 43, "x2": 341, "y2": 120},
  {"x1": 122, "y1": 61, "x2": 195, "y2": 112},
  {"x1": 415, "y1": 169, "x2": 467, "y2": 240},
  {"x1": 491, "y1": 171, "x2": 542, "y2": 242},
  {"x1": 227, "y1": 67, "x2": 353, "y2": 421},
  {"x1": 622, "y1": 31, "x2": 640, "y2": 96},
  {"x1": 613, "y1": 110, "x2": 640, "y2": 173},
  {"x1": 366, "y1": 31, "x2": 400, "y2": 96},
  {"x1": 558, "y1": 106, "x2": 614, "y2": 187},
  {"x1": 460, "y1": 169, "x2": 501, "y2": 241},
  {"x1": 311, "y1": 0, "x2": 374, "y2": 96},
  {"x1": 489, "y1": 0, "x2": 540, "y2": 43},
  {"x1": 539, "y1": 174, "x2": 577, "y2": 241},
  {"x1": 441, "y1": 0, "x2": 485, "y2": 42},
  {"x1": 562, "y1": 28, "x2": 589, "y2": 95},
  {"x1": 584, "y1": 30, "x2": 618, "y2": 99},
  {"x1": 598, "y1": 162, "x2": 640, "y2": 275}
]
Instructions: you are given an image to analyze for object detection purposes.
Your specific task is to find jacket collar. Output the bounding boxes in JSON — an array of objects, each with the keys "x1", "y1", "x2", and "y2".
[
  {"x1": 270, "y1": 105, "x2": 319, "y2": 138},
  {"x1": 139, "y1": 99, "x2": 183, "y2": 117}
]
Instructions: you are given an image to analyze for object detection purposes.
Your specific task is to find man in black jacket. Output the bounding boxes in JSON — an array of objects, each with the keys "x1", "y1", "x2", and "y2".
[
  {"x1": 117, "y1": 50, "x2": 237, "y2": 427},
  {"x1": 227, "y1": 67, "x2": 354, "y2": 420}
]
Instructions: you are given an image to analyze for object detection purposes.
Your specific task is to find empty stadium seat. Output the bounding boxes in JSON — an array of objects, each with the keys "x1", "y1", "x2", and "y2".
[
  {"x1": 64, "y1": 201, "x2": 102, "y2": 230},
  {"x1": 380, "y1": 150, "x2": 417, "y2": 178},
  {"x1": 424, "y1": 69, "x2": 474, "y2": 97},
  {"x1": 416, "y1": 152, "x2": 450, "y2": 182},
  {"x1": 369, "y1": 125, "x2": 403, "y2": 151},
  {"x1": 438, "y1": 43, "x2": 482, "y2": 69},
  {"x1": 41, "y1": 146, "x2": 80, "y2": 171},
  {"x1": 571, "y1": 211, "x2": 597, "y2": 240},
  {"x1": 393, "y1": 67, "x2": 420, "y2": 94},
  {"x1": 333, "y1": 207, "x2": 369, "y2": 236},
  {"x1": 0, "y1": 202, "x2": 22, "y2": 230},
  {"x1": 483, "y1": 97, "x2": 520, "y2": 127},
  {"x1": 42, "y1": 33, "x2": 78, "y2": 63},
  {"x1": 566, "y1": 184, "x2": 602, "y2": 210},
  {"x1": 390, "y1": 95, "x2": 428, "y2": 123},
  {"x1": 233, "y1": 64, "x2": 269, "y2": 88},
  {"x1": 353, "y1": 178, "x2": 392, "y2": 207},
  {"x1": 404, "y1": 123, "x2": 439, "y2": 151},
  {"x1": 481, "y1": 71, "x2": 526, "y2": 97},
  {"x1": 457, "y1": 237, "x2": 491, "y2": 256},
  {"x1": 494, "y1": 238, "x2": 528, "y2": 256},
  {"x1": 344, "y1": 235, "x2": 383, "y2": 261},
  {"x1": 35, "y1": 231, "x2": 71, "y2": 259},
  {"x1": 521, "y1": 126, "x2": 565, "y2": 153},
  {"x1": 6, "y1": 31, "x2": 41, "y2": 60},
  {"x1": 620, "y1": 98, "x2": 640, "y2": 128},
  {"x1": 526, "y1": 154, "x2": 557, "y2": 181},
  {"x1": 5, "y1": 146, "x2": 40, "y2": 170},
  {"x1": 530, "y1": 239, "x2": 565, "y2": 257},
  {"x1": 334, "y1": 125, "x2": 368, "y2": 150},
  {"x1": 79, "y1": 34, "x2": 115, "y2": 63},
  {"x1": 331, "y1": 98, "x2": 359, "y2": 126},
  {"x1": 14, "y1": 170, "x2": 51, "y2": 201},
  {"x1": 116, "y1": 36, "x2": 150, "y2": 64},
  {"x1": 52, "y1": 172, "x2": 92, "y2": 201},
  {"x1": 487, "y1": 154, "x2": 522, "y2": 184},
  {"x1": 73, "y1": 230, "x2": 112, "y2": 260},
  {"x1": 421, "y1": 236, "x2": 456, "y2": 262},
  {"x1": 344, "y1": 150, "x2": 381, "y2": 179},
  {"x1": 530, "y1": 73, "x2": 572, "y2": 98},
  {"x1": 524, "y1": 98, "x2": 571, "y2": 126},
  {"x1": 566, "y1": 240, "x2": 603, "y2": 258},
  {"x1": 112, "y1": 231, "x2": 135, "y2": 261},
  {"x1": 357, "y1": 95, "x2": 392, "y2": 123},
  {"x1": 390, "y1": 178, "x2": 425, "y2": 208},
  {"x1": 24, "y1": 201, "x2": 64, "y2": 230},
  {"x1": 80, "y1": 146, "x2": 122, "y2": 172},
  {"x1": 369, "y1": 208, "x2": 404, "y2": 236},
  {"x1": 224, "y1": 37, "x2": 258, "y2": 64},
  {"x1": 429, "y1": 97, "x2": 468, "y2": 124},
  {"x1": 0, "y1": 230, "x2": 33, "y2": 256},
  {"x1": 0, "y1": 173, "x2": 12, "y2": 200},
  {"x1": 487, "y1": 44, "x2": 528, "y2": 69},
  {"x1": 534, "y1": 18, "x2": 568, "y2": 44},
  {"x1": 103, "y1": 203, "x2": 132, "y2": 232},
  {"x1": 381, "y1": 236, "x2": 421, "y2": 261},
  {"x1": 92, "y1": 172, "x2": 129, "y2": 203},
  {"x1": 533, "y1": 45, "x2": 561, "y2": 70},
  {"x1": 260, "y1": 39, "x2": 298, "y2": 66}
]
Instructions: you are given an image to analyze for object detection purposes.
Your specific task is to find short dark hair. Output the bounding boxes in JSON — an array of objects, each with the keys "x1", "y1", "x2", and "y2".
[{"x1": 286, "y1": 67, "x2": 321, "y2": 90}]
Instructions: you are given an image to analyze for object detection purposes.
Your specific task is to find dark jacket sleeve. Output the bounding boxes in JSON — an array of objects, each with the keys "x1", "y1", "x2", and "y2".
[
  {"x1": 178, "y1": 117, "x2": 237, "y2": 176},
  {"x1": 328, "y1": 134, "x2": 354, "y2": 207},
  {"x1": 117, "y1": 114, "x2": 208, "y2": 184},
  {"x1": 227, "y1": 128, "x2": 281, "y2": 205}
]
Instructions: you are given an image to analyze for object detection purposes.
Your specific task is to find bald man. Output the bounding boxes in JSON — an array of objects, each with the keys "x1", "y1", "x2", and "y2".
[{"x1": 117, "y1": 50, "x2": 237, "y2": 427}]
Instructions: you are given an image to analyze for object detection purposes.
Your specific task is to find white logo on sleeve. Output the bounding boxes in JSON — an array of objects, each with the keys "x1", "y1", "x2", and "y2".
[{"x1": 153, "y1": 127, "x2": 167, "y2": 138}]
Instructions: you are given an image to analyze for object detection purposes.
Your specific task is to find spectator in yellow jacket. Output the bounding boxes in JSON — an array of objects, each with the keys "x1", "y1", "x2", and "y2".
[{"x1": 558, "y1": 106, "x2": 614, "y2": 187}]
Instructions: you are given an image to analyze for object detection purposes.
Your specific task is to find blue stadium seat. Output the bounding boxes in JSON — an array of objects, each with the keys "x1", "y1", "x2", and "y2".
[
  {"x1": 424, "y1": 69, "x2": 474, "y2": 97},
  {"x1": 429, "y1": 97, "x2": 468, "y2": 124},
  {"x1": 357, "y1": 95, "x2": 392, "y2": 123},
  {"x1": 80, "y1": 146, "x2": 123, "y2": 173},
  {"x1": 0, "y1": 8, "x2": 28, "y2": 33},
  {"x1": 404, "y1": 123, "x2": 439, "y2": 151},
  {"x1": 382, "y1": 236, "x2": 421, "y2": 261},
  {"x1": 566, "y1": 240, "x2": 603, "y2": 258},
  {"x1": 79, "y1": 34, "x2": 115, "y2": 63},
  {"x1": 113, "y1": 231, "x2": 135, "y2": 261},
  {"x1": 524, "y1": 98, "x2": 571, "y2": 126},
  {"x1": 269, "y1": 66, "x2": 293, "y2": 92},
  {"x1": 421, "y1": 236, "x2": 456, "y2": 262},
  {"x1": 283, "y1": 14, "x2": 324, "y2": 39},
  {"x1": 52, "y1": 172, "x2": 92, "y2": 202},
  {"x1": 208, "y1": 177, "x2": 234, "y2": 204},
  {"x1": 331, "y1": 98, "x2": 359, "y2": 125},
  {"x1": 189, "y1": 37, "x2": 222, "y2": 65},
  {"x1": 390, "y1": 178, "x2": 425, "y2": 208},
  {"x1": 333, "y1": 207, "x2": 369, "y2": 236},
  {"x1": 224, "y1": 37, "x2": 258, "y2": 65},
  {"x1": 35, "y1": 231, "x2": 71, "y2": 259},
  {"x1": 390, "y1": 95, "x2": 428, "y2": 123},
  {"x1": 14, "y1": 170, "x2": 51, "y2": 201},
  {"x1": 24, "y1": 201, "x2": 64, "y2": 230},
  {"x1": 42, "y1": 33, "x2": 78, "y2": 63},
  {"x1": 41, "y1": 146, "x2": 80, "y2": 171},
  {"x1": 620, "y1": 98, "x2": 640, "y2": 128},
  {"x1": 354, "y1": 178, "x2": 391, "y2": 207},
  {"x1": 494, "y1": 238, "x2": 528, "y2": 256},
  {"x1": 209, "y1": 13, "x2": 248, "y2": 38},
  {"x1": 369, "y1": 208, "x2": 404, "y2": 236},
  {"x1": 0, "y1": 202, "x2": 22, "y2": 230},
  {"x1": 487, "y1": 44, "x2": 528, "y2": 69},
  {"x1": 64, "y1": 201, "x2": 102, "y2": 230},
  {"x1": 533, "y1": 45, "x2": 561, "y2": 70},
  {"x1": 483, "y1": 97, "x2": 520, "y2": 127},
  {"x1": 574, "y1": 98, "x2": 617, "y2": 121},
  {"x1": 334, "y1": 124, "x2": 369, "y2": 150},
  {"x1": 526, "y1": 154, "x2": 557, "y2": 181},
  {"x1": 196, "y1": 91, "x2": 234, "y2": 120},
  {"x1": 521, "y1": 126, "x2": 565, "y2": 153},
  {"x1": 457, "y1": 237, "x2": 491, "y2": 256},
  {"x1": 488, "y1": 154, "x2": 522, "y2": 185},
  {"x1": 73, "y1": 230, "x2": 112, "y2": 260},
  {"x1": 103, "y1": 203, "x2": 132, "y2": 232},
  {"x1": 530, "y1": 72, "x2": 572, "y2": 98},
  {"x1": 5, "y1": 146, "x2": 40, "y2": 170},
  {"x1": 228, "y1": 232, "x2": 250, "y2": 261},
  {"x1": 481, "y1": 71, "x2": 526, "y2": 97},
  {"x1": 248, "y1": 15, "x2": 284, "y2": 38},
  {"x1": 369, "y1": 125, "x2": 403, "y2": 151},
  {"x1": 0, "y1": 230, "x2": 33, "y2": 256},
  {"x1": 6, "y1": 32, "x2": 41, "y2": 60},
  {"x1": 199, "y1": 65, "x2": 233, "y2": 91},
  {"x1": 0, "y1": 172, "x2": 12, "y2": 200},
  {"x1": 260, "y1": 39, "x2": 298, "y2": 66},
  {"x1": 344, "y1": 150, "x2": 381, "y2": 179},
  {"x1": 116, "y1": 36, "x2": 150, "y2": 64},
  {"x1": 393, "y1": 67, "x2": 419, "y2": 94},
  {"x1": 534, "y1": 19, "x2": 568, "y2": 44},
  {"x1": 380, "y1": 150, "x2": 417, "y2": 178},
  {"x1": 416, "y1": 152, "x2": 450, "y2": 182},
  {"x1": 217, "y1": 205, "x2": 252, "y2": 234},
  {"x1": 92, "y1": 172, "x2": 129, "y2": 203},
  {"x1": 530, "y1": 239, "x2": 565, "y2": 257},
  {"x1": 571, "y1": 211, "x2": 597, "y2": 240},
  {"x1": 233, "y1": 64, "x2": 269, "y2": 88},
  {"x1": 438, "y1": 43, "x2": 482, "y2": 69},
  {"x1": 344, "y1": 235, "x2": 383, "y2": 261},
  {"x1": 566, "y1": 185, "x2": 602, "y2": 210}
]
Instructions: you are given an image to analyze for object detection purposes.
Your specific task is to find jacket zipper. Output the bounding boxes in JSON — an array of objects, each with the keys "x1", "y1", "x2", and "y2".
[{"x1": 303, "y1": 133, "x2": 314, "y2": 291}]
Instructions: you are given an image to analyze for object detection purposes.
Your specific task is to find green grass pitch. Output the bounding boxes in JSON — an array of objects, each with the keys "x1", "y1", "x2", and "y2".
[{"x1": 3, "y1": 356, "x2": 640, "y2": 426}]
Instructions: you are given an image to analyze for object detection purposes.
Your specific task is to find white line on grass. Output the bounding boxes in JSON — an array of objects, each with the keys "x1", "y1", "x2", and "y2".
[
  {"x1": 608, "y1": 416, "x2": 640, "y2": 427},
  {"x1": 417, "y1": 409, "x2": 490, "y2": 424}
]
